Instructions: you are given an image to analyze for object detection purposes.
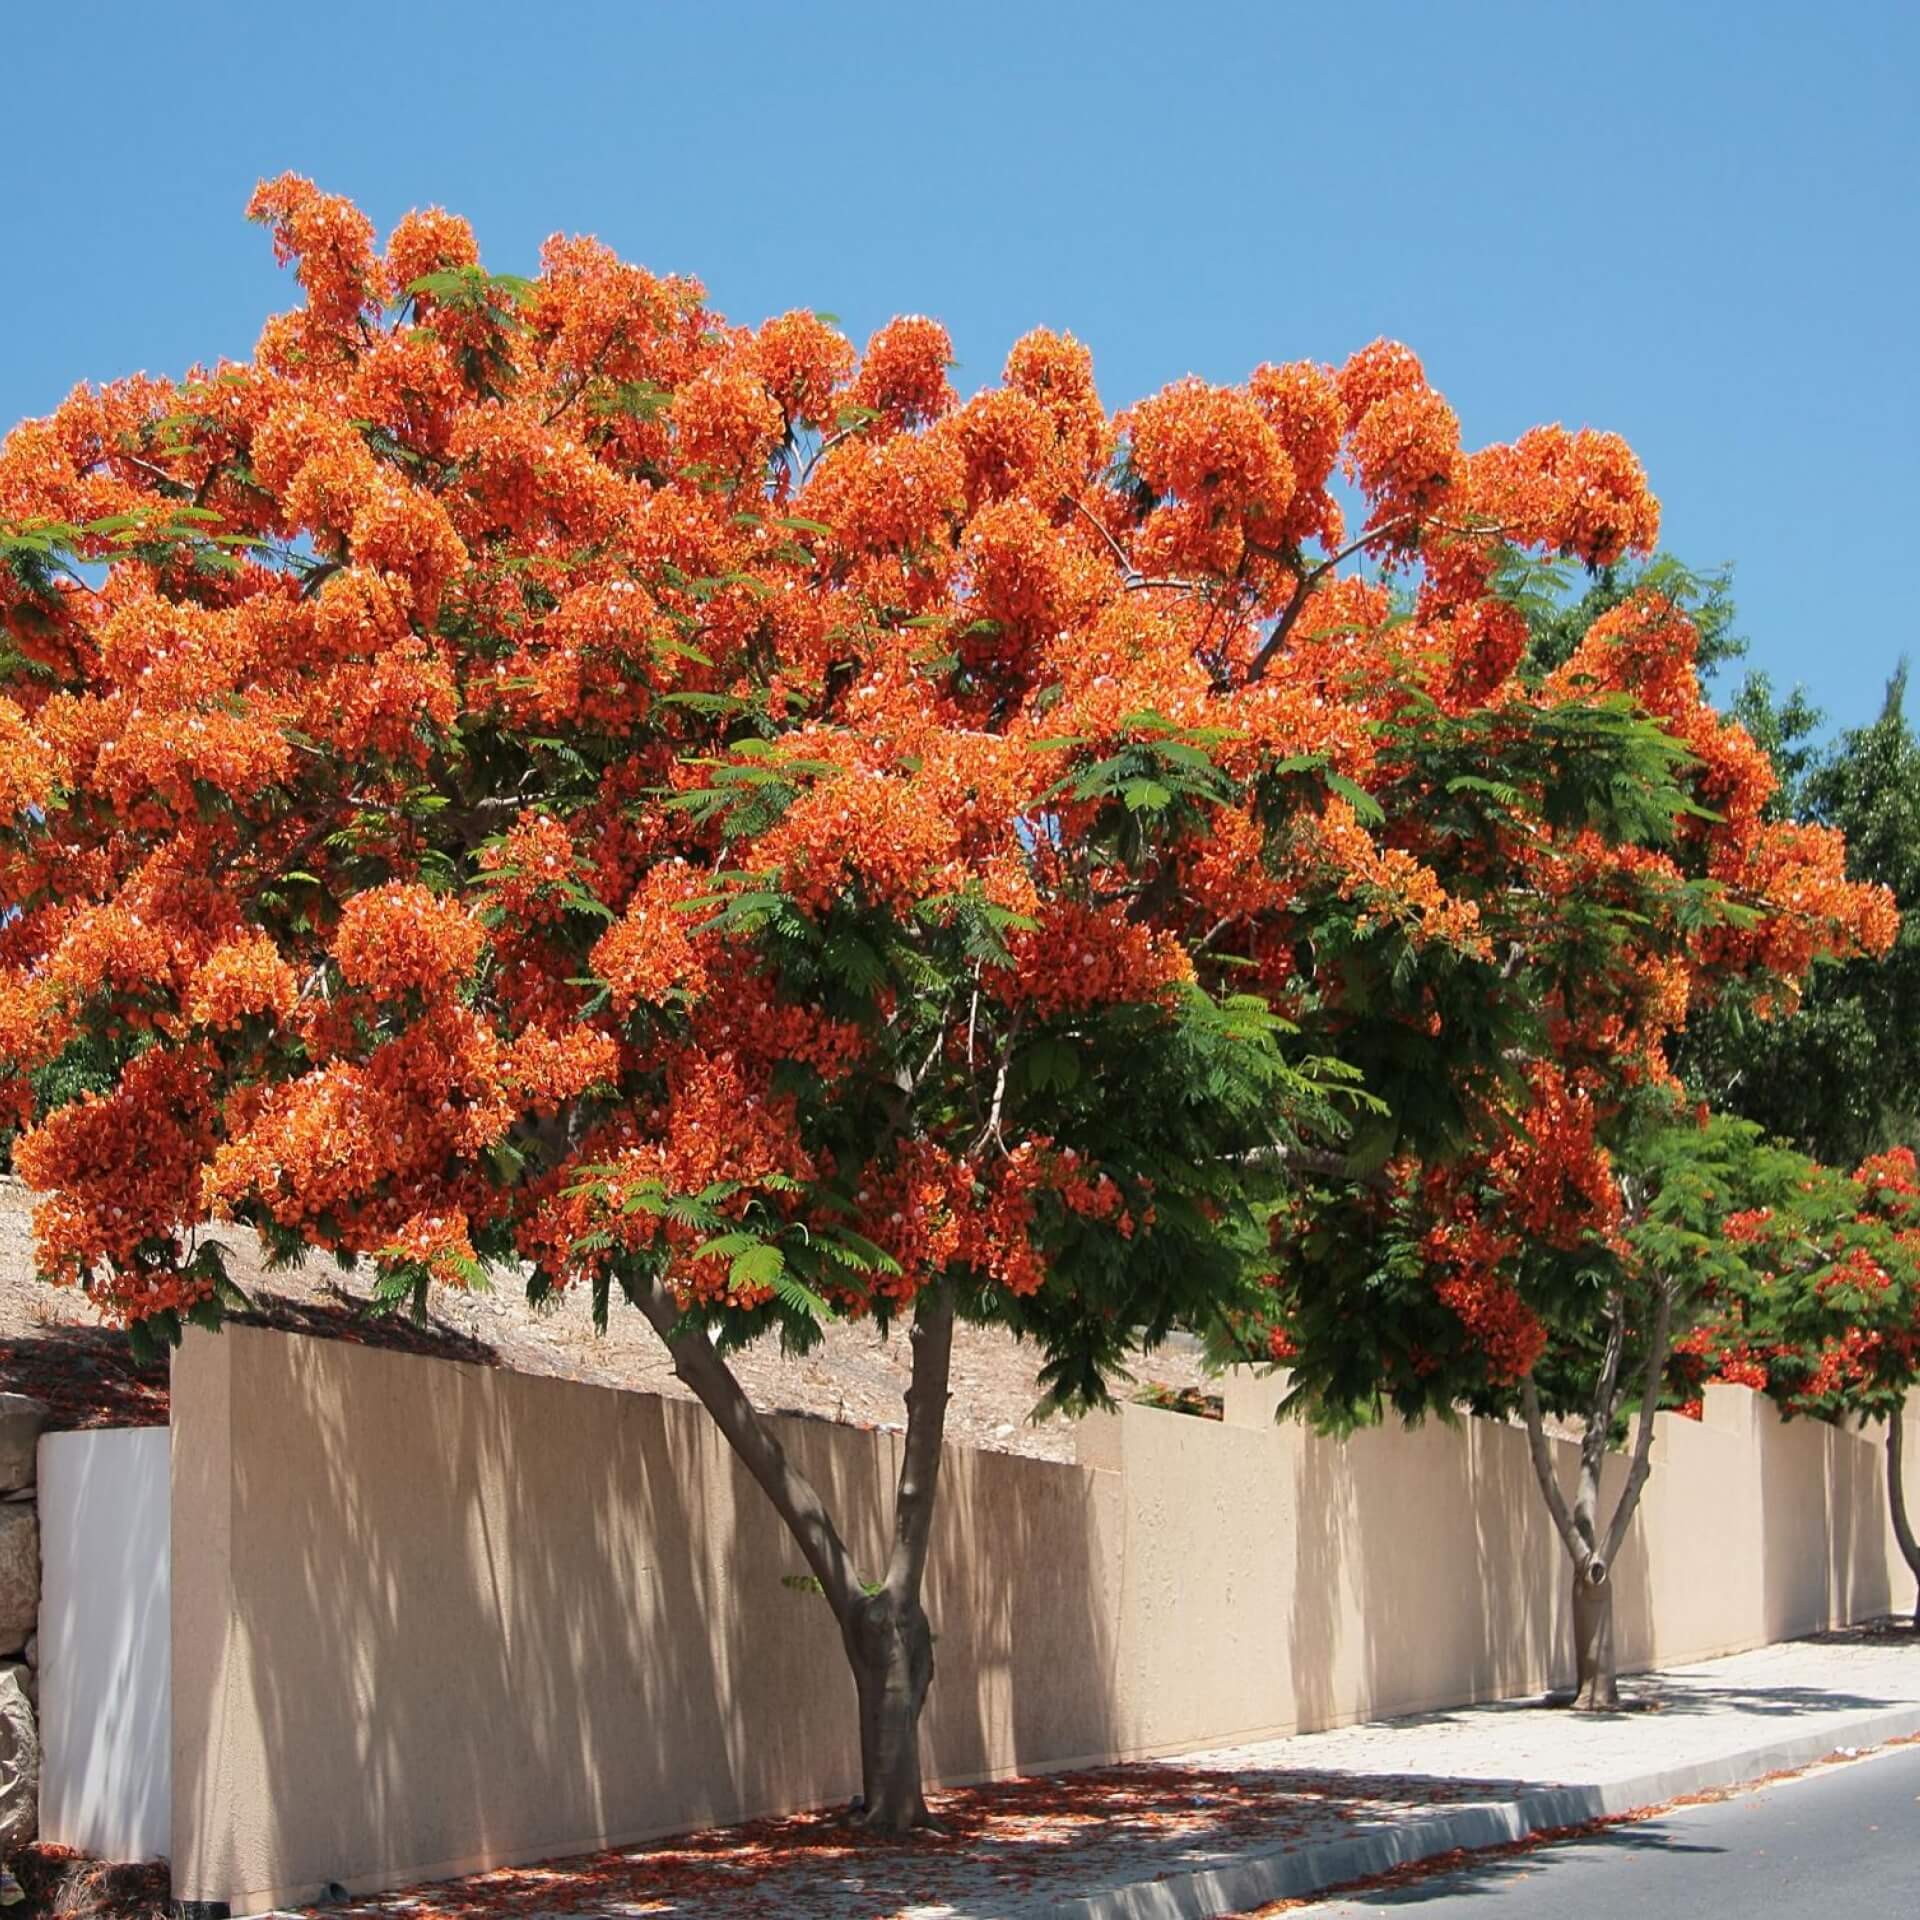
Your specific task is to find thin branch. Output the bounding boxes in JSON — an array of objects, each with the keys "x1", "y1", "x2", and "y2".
[
  {"x1": 1581, "y1": 1289, "x2": 1628, "y2": 1487},
  {"x1": 1237, "y1": 1140, "x2": 1391, "y2": 1193},
  {"x1": 1243, "y1": 519, "x2": 1411, "y2": 685},
  {"x1": 118, "y1": 453, "x2": 192, "y2": 497},
  {"x1": 1240, "y1": 512, "x2": 1526, "y2": 686},
  {"x1": 800, "y1": 421, "x2": 865, "y2": 484},
  {"x1": 900, "y1": 1020, "x2": 948, "y2": 1096},
  {"x1": 971, "y1": 1009, "x2": 1023, "y2": 1156},
  {"x1": 541, "y1": 325, "x2": 625, "y2": 427},
  {"x1": 633, "y1": 1271, "x2": 863, "y2": 1621},
  {"x1": 1066, "y1": 492, "x2": 1135, "y2": 573}
]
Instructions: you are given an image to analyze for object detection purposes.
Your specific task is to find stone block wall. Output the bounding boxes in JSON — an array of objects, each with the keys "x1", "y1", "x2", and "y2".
[{"x1": 0, "y1": 1393, "x2": 47, "y2": 1858}]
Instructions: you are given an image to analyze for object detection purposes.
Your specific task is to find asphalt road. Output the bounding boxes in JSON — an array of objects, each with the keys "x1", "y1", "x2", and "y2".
[{"x1": 1291, "y1": 1741, "x2": 1920, "y2": 1913}]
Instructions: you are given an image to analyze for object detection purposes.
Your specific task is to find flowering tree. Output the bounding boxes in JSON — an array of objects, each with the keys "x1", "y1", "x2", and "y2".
[
  {"x1": 1683, "y1": 1147, "x2": 1920, "y2": 1626},
  {"x1": 1215, "y1": 573, "x2": 1895, "y2": 1706},
  {"x1": 1, "y1": 178, "x2": 1887, "y2": 1809},
  {"x1": 1681, "y1": 665, "x2": 1920, "y2": 1164}
]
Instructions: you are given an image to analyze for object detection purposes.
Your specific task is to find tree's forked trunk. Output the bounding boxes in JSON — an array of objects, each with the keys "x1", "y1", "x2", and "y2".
[
  {"x1": 636, "y1": 1273, "x2": 956, "y2": 1833},
  {"x1": 1520, "y1": 1279, "x2": 1674, "y2": 1712},
  {"x1": 1570, "y1": 1567, "x2": 1618, "y2": 1710},
  {"x1": 1888, "y1": 1414, "x2": 1920, "y2": 1631},
  {"x1": 845, "y1": 1586, "x2": 938, "y2": 1827}
]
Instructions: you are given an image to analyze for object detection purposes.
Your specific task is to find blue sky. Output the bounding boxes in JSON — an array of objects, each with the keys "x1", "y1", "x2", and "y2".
[{"x1": 5, "y1": 1, "x2": 1913, "y2": 731}]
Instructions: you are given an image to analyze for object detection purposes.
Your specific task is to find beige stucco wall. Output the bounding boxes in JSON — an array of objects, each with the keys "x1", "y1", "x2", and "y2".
[{"x1": 170, "y1": 1326, "x2": 1918, "y2": 1914}]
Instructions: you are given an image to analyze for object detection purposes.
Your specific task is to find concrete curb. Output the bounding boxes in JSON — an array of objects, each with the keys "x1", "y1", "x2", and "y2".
[{"x1": 1050, "y1": 1703, "x2": 1920, "y2": 1919}]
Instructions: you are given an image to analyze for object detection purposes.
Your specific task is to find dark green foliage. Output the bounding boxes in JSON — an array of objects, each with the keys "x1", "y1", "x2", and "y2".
[
  {"x1": 1517, "y1": 551, "x2": 1744, "y2": 683},
  {"x1": 1680, "y1": 664, "x2": 1920, "y2": 1163}
]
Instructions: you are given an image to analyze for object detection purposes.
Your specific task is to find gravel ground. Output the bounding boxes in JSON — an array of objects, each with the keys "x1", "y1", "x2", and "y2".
[
  {"x1": 0, "y1": 1178, "x2": 1214, "y2": 1456},
  {"x1": 305, "y1": 1632, "x2": 1920, "y2": 1920}
]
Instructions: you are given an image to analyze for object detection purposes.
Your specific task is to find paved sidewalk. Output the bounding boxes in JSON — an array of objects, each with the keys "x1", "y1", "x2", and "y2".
[{"x1": 313, "y1": 1629, "x2": 1920, "y2": 1920}]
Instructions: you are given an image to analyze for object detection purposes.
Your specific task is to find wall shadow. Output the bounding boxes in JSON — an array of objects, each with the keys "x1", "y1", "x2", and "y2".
[
  {"x1": 1758, "y1": 1398, "x2": 1891, "y2": 1642},
  {"x1": 189, "y1": 1324, "x2": 1117, "y2": 1911},
  {"x1": 1289, "y1": 1411, "x2": 1620, "y2": 1735}
]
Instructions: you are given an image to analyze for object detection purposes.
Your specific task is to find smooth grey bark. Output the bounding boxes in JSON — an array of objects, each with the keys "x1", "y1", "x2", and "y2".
[
  {"x1": 1888, "y1": 1415, "x2": 1920, "y2": 1630},
  {"x1": 1569, "y1": 1569, "x2": 1616, "y2": 1709},
  {"x1": 636, "y1": 1273, "x2": 955, "y2": 1830},
  {"x1": 844, "y1": 1280, "x2": 955, "y2": 1829},
  {"x1": 1520, "y1": 1279, "x2": 1675, "y2": 1711}
]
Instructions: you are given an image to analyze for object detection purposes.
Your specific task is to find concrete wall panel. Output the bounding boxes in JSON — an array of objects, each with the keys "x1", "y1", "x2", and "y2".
[
  {"x1": 38, "y1": 1426, "x2": 170, "y2": 1863},
  {"x1": 167, "y1": 1326, "x2": 1917, "y2": 1915}
]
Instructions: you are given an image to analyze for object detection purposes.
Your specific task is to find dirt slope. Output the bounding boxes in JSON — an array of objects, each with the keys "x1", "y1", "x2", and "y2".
[{"x1": 0, "y1": 1178, "x2": 1213, "y2": 1454}]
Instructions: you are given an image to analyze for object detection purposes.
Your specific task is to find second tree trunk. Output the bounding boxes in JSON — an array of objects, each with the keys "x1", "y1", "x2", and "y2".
[
  {"x1": 844, "y1": 1587, "x2": 936, "y2": 1830},
  {"x1": 1570, "y1": 1571, "x2": 1618, "y2": 1711}
]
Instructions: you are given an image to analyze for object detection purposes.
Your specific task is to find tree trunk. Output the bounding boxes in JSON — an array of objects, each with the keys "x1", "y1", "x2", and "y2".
[
  {"x1": 1888, "y1": 1416, "x2": 1920, "y2": 1630},
  {"x1": 634, "y1": 1274, "x2": 956, "y2": 1833},
  {"x1": 1570, "y1": 1568, "x2": 1618, "y2": 1709},
  {"x1": 848, "y1": 1280, "x2": 955, "y2": 1830},
  {"x1": 1520, "y1": 1279, "x2": 1671, "y2": 1714},
  {"x1": 845, "y1": 1588, "x2": 937, "y2": 1828}
]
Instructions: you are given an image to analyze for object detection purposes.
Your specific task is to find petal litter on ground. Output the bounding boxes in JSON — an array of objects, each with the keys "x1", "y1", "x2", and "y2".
[{"x1": 308, "y1": 1634, "x2": 1920, "y2": 1920}]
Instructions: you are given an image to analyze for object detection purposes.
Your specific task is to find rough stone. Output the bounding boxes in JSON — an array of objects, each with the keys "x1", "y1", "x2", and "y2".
[
  {"x1": 0, "y1": 1395, "x2": 47, "y2": 1496},
  {"x1": 0, "y1": 1662, "x2": 31, "y2": 1712},
  {"x1": 0, "y1": 1507, "x2": 37, "y2": 1657},
  {"x1": 0, "y1": 1666, "x2": 35, "y2": 1852}
]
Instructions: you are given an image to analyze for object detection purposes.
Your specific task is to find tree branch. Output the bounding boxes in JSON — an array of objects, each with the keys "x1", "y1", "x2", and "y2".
[
  {"x1": 1242, "y1": 518, "x2": 1415, "y2": 685},
  {"x1": 1580, "y1": 1290, "x2": 1628, "y2": 1495},
  {"x1": 1239, "y1": 511, "x2": 1522, "y2": 687},
  {"x1": 1521, "y1": 1378, "x2": 1593, "y2": 1576},
  {"x1": 633, "y1": 1271, "x2": 863, "y2": 1620},
  {"x1": 1601, "y1": 1278, "x2": 1675, "y2": 1570},
  {"x1": 971, "y1": 1009, "x2": 1023, "y2": 1156},
  {"x1": 1888, "y1": 1413, "x2": 1920, "y2": 1584},
  {"x1": 885, "y1": 1281, "x2": 955, "y2": 1606},
  {"x1": 1066, "y1": 492, "x2": 1135, "y2": 573}
]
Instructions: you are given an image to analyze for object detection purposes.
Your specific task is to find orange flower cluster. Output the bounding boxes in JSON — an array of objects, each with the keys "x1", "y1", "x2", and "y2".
[
  {"x1": 1126, "y1": 379, "x2": 1298, "y2": 573},
  {"x1": 14, "y1": 1047, "x2": 218, "y2": 1316},
  {"x1": 186, "y1": 935, "x2": 298, "y2": 1031},
  {"x1": 1858, "y1": 1147, "x2": 1920, "y2": 1199},
  {"x1": 0, "y1": 175, "x2": 1889, "y2": 1360},
  {"x1": 1424, "y1": 1216, "x2": 1548, "y2": 1384},
  {"x1": 384, "y1": 1208, "x2": 480, "y2": 1287},
  {"x1": 0, "y1": 696, "x2": 57, "y2": 817},
  {"x1": 846, "y1": 315, "x2": 956, "y2": 432},
  {"x1": 1002, "y1": 903, "x2": 1194, "y2": 1017},
  {"x1": 332, "y1": 884, "x2": 484, "y2": 998},
  {"x1": 1489, "y1": 1067, "x2": 1621, "y2": 1250},
  {"x1": 591, "y1": 863, "x2": 713, "y2": 1011}
]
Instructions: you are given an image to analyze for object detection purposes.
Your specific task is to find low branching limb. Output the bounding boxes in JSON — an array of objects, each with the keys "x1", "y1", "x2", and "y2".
[
  {"x1": 885, "y1": 1281, "x2": 956, "y2": 1607},
  {"x1": 1602, "y1": 1278, "x2": 1675, "y2": 1569},
  {"x1": 1888, "y1": 1415, "x2": 1920, "y2": 1585},
  {"x1": 633, "y1": 1272, "x2": 863, "y2": 1621},
  {"x1": 1580, "y1": 1290, "x2": 1628, "y2": 1493},
  {"x1": 1522, "y1": 1378, "x2": 1595, "y2": 1577}
]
